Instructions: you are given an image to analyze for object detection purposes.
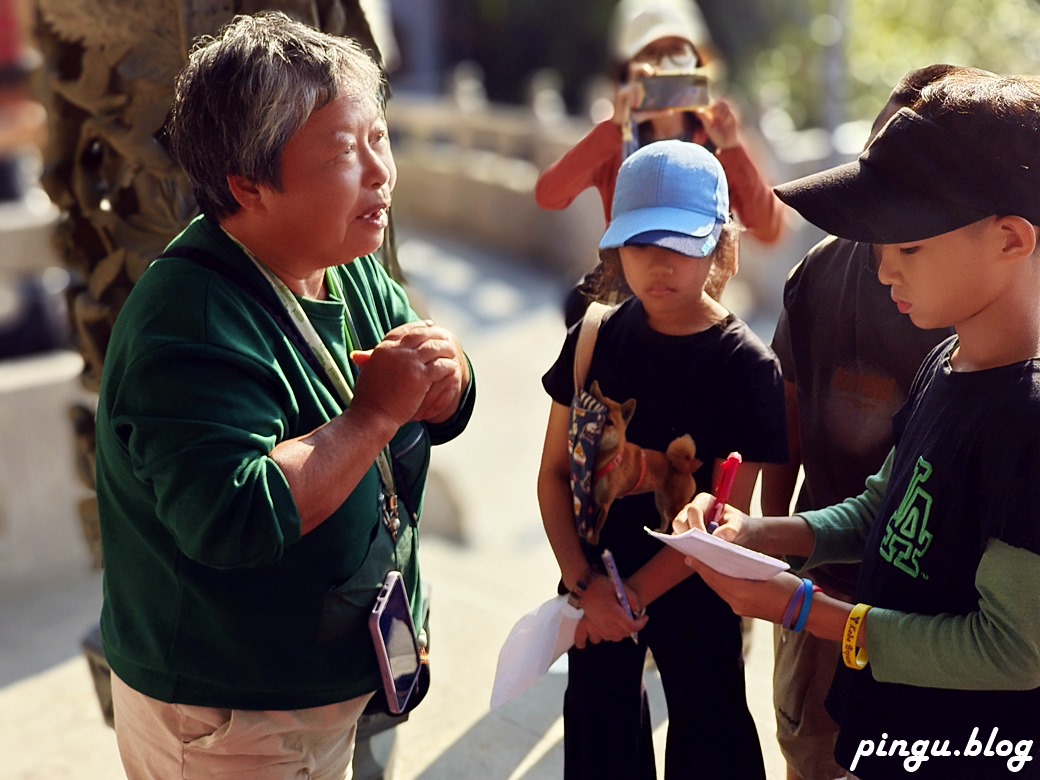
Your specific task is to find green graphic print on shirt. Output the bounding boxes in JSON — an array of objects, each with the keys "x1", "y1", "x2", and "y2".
[{"x1": 879, "y1": 456, "x2": 934, "y2": 579}]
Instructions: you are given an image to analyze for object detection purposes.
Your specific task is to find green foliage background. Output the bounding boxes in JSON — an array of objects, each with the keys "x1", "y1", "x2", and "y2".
[{"x1": 758, "y1": 0, "x2": 1040, "y2": 129}]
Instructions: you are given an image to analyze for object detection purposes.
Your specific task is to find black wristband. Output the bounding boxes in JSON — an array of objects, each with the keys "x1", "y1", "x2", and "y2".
[{"x1": 567, "y1": 568, "x2": 596, "y2": 607}]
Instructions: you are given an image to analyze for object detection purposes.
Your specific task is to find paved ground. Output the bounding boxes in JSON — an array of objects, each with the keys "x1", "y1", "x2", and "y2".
[{"x1": 0, "y1": 225, "x2": 787, "y2": 779}]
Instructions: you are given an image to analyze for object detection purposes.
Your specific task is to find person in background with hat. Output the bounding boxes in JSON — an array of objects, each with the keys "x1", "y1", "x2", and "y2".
[
  {"x1": 760, "y1": 65, "x2": 964, "y2": 780},
  {"x1": 535, "y1": 2, "x2": 785, "y2": 324},
  {"x1": 538, "y1": 139, "x2": 787, "y2": 779},
  {"x1": 677, "y1": 69, "x2": 1040, "y2": 780}
]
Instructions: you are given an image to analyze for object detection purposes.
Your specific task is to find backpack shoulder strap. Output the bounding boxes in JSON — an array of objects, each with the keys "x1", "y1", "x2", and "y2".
[{"x1": 573, "y1": 301, "x2": 612, "y2": 393}]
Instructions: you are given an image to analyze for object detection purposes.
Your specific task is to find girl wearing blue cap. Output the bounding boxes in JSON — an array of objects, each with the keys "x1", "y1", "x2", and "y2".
[{"x1": 538, "y1": 139, "x2": 788, "y2": 779}]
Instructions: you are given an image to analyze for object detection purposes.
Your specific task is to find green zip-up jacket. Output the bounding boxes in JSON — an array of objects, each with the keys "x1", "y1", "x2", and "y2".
[{"x1": 96, "y1": 215, "x2": 474, "y2": 709}]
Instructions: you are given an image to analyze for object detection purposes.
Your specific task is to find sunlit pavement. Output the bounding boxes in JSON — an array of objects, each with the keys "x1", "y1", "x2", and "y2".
[{"x1": 0, "y1": 223, "x2": 786, "y2": 779}]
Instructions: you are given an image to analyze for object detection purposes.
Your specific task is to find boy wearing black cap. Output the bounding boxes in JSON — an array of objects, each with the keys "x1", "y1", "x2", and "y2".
[
  {"x1": 762, "y1": 65, "x2": 968, "y2": 780},
  {"x1": 677, "y1": 70, "x2": 1040, "y2": 779},
  {"x1": 539, "y1": 139, "x2": 788, "y2": 779}
]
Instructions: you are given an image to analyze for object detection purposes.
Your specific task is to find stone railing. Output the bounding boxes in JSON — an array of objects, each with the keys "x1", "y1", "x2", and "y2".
[{"x1": 387, "y1": 88, "x2": 605, "y2": 280}]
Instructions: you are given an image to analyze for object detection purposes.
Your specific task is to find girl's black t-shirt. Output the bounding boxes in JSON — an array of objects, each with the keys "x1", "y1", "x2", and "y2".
[{"x1": 542, "y1": 297, "x2": 788, "y2": 576}]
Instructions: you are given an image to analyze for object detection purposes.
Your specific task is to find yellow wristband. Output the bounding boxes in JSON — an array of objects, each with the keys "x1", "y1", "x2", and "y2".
[{"x1": 842, "y1": 603, "x2": 872, "y2": 670}]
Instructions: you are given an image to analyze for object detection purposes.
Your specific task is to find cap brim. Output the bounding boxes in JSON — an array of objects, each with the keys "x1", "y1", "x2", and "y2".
[
  {"x1": 600, "y1": 205, "x2": 719, "y2": 255},
  {"x1": 625, "y1": 229, "x2": 720, "y2": 257},
  {"x1": 774, "y1": 159, "x2": 992, "y2": 244},
  {"x1": 620, "y1": 25, "x2": 697, "y2": 61}
]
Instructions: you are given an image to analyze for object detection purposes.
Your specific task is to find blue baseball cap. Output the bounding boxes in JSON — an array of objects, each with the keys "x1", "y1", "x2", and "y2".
[{"x1": 600, "y1": 139, "x2": 730, "y2": 258}]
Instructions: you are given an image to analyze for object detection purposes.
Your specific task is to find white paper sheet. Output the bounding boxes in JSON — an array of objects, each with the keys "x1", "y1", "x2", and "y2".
[
  {"x1": 490, "y1": 595, "x2": 583, "y2": 709},
  {"x1": 645, "y1": 526, "x2": 790, "y2": 580}
]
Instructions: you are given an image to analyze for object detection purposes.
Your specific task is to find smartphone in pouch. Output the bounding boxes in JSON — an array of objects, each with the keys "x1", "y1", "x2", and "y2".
[
  {"x1": 369, "y1": 570, "x2": 421, "y2": 715},
  {"x1": 635, "y1": 71, "x2": 709, "y2": 113}
]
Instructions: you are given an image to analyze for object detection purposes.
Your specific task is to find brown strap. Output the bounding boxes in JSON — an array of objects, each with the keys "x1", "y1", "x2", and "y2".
[{"x1": 573, "y1": 301, "x2": 612, "y2": 393}]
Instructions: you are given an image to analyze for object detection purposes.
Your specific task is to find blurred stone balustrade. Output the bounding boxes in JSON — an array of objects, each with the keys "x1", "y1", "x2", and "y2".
[{"x1": 388, "y1": 66, "x2": 604, "y2": 282}]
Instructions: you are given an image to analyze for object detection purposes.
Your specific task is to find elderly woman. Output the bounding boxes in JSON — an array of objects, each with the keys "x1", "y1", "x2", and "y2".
[{"x1": 94, "y1": 12, "x2": 474, "y2": 778}]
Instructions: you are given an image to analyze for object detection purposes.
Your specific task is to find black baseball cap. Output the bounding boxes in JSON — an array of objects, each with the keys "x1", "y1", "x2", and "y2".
[{"x1": 774, "y1": 107, "x2": 1040, "y2": 244}]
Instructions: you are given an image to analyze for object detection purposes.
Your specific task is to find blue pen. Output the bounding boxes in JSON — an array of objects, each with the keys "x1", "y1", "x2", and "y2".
[{"x1": 601, "y1": 548, "x2": 639, "y2": 644}]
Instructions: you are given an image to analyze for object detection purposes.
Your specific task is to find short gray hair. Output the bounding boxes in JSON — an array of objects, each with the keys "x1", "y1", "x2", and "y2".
[{"x1": 167, "y1": 11, "x2": 386, "y2": 218}]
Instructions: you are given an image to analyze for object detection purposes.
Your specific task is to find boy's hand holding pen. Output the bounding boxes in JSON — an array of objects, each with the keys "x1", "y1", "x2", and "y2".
[
  {"x1": 706, "y1": 452, "x2": 742, "y2": 534},
  {"x1": 673, "y1": 452, "x2": 753, "y2": 544}
]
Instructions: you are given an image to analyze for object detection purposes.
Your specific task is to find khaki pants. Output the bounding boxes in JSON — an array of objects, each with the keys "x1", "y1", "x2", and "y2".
[
  {"x1": 773, "y1": 625, "x2": 846, "y2": 780},
  {"x1": 111, "y1": 673, "x2": 373, "y2": 779}
]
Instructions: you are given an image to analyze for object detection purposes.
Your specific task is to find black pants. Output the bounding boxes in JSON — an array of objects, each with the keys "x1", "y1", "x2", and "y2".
[{"x1": 563, "y1": 574, "x2": 766, "y2": 780}]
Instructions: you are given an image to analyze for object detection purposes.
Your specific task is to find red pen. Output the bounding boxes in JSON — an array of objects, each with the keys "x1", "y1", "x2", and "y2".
[{"x1": 706, "y1": 452, "x2": 742, "y2": 534}]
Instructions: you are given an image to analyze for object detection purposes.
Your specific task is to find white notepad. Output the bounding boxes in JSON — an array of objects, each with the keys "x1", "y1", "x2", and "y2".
[{"x1": 645, "y1": 527, "x2": 790, "y2": 580}]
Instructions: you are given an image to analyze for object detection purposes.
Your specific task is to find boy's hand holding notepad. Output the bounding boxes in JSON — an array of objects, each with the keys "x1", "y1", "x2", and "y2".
[{"x1": 647, "y1": 451, "x2": 789, "y2": 580}]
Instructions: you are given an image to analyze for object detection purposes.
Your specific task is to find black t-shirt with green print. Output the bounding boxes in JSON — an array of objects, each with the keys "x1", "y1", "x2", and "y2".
[{"x1": 829, "y1": 337, "x2": 1040, "y2": 779}]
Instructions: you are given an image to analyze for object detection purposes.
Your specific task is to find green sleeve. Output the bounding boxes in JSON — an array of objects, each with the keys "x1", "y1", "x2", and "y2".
[
  {"x1": 112, "y1": 343, "x2": 303, "y2": 569},
  {"x1": 790, "y1": 448, "x2": 893, "y2": 571},
  {"x1": 868, "y1": 539, "x2": 1040, "y2": 690}
]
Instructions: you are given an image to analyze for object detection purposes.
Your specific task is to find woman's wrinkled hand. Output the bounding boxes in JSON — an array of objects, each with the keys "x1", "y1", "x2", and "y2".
[{"x1": 351, "y1": 319, "x2": 468, "y2": 425}]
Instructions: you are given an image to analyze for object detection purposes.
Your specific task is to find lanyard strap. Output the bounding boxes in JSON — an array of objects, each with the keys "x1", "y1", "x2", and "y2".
[{"x1": 225, "y1": 231, "x2": 402, "y2": 538}]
